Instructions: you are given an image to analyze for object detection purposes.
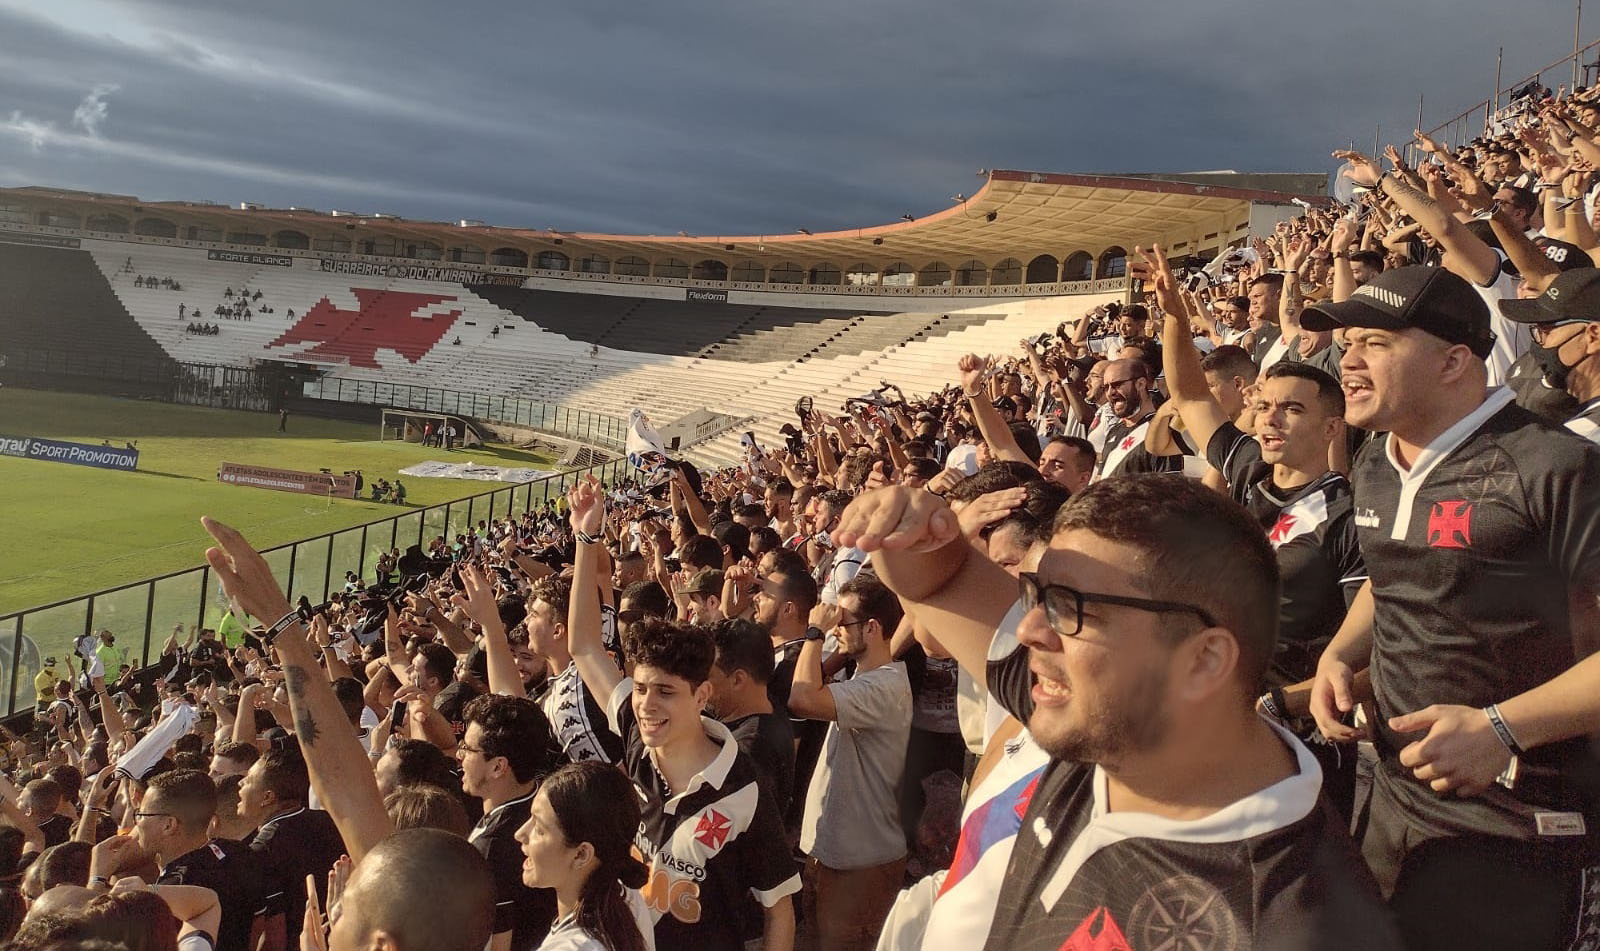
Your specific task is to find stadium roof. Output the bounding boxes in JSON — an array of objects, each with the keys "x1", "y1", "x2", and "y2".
[{"x1": 4, "y1": 170, "x2": 1326, "y2": 266}]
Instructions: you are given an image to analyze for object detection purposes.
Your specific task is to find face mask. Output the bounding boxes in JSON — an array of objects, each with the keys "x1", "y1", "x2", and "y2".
[{"x1": 1530, "y1": 339, "x2": 1576, "y2": 391}]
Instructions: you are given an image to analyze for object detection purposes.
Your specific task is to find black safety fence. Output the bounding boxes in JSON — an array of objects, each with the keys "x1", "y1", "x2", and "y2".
[{"x1": 0, "y1": 456, "x2": 631, "y2": 719}]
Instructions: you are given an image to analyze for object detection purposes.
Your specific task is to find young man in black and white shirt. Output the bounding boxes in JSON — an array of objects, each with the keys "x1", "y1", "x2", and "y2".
[
  {"x1": 566, "y1": 477, "x2": 799, "y2": 951},
  {"x1": 524, "y1": 575, "x2": 622, "y2": 765},
  {"x1": 832, "y1": 479, "x2": 1401, "y2": 951},
  {"x1": 1305, "y1": 264, "x2": 1600, "y2": 951}
]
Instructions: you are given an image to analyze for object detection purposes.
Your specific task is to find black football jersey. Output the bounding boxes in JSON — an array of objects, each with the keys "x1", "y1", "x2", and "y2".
[
  {"x1": 1351, "y1": 389, "x2": 1600, "y2": 844},
  {"x1": 1208, "y1": 423, "x2": 1366, "y2": 684}
]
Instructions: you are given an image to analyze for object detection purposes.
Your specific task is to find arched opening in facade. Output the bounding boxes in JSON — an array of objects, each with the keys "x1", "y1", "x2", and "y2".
[
  {"x1": 576, "y1": 254, "x2": 611, "y2": 274},
  {"x1": 614, "y1": 256, "x2": 649, "y2": 277},
  {"x1": 654, "y1": 258, "x2": 689, "y2": 280},
  {"x1": 535, "y1": 250, "x2": 570, "y2": 271},
  {"x1": 272, "y1": 230, "x2": 310, "y2": 250},
  {"x1": 808, "y1": 262, "x2": 842, "y2": 285},
  {"x1": 135, "y1": 217, "x2": 177, "y2": 238},
  {"x1": 881, "y1": 262, "x2": 915, "y2": 287},
  {"x1": 990, "y1": 258, "x2": 1023, "y2": 285},
  {"x1": 691, "y1": 259, "x2": 729, "y2": 282},
  {"x1": 449, "y1": 244, "x2": 486, "y2": 264},
  {"x1": 768, "y1": 262, "x2": 804, "y2": 284},
  {"x1": 953, "y1": 259, "x2": 987, "y2": 287},
  {"x1": 1062, "y1": 251, "x2": 1094, "y2": 282},
  {"x1": 227, "y1": 231, "x2": 268, "y2": 246},
  {"x1": 1025, "y1": 254, "x2": 1060, "y2": 284},
  {"x1": 86, "y1": 213, "x2": 129, "y2": 233},
  {"x1": 1097, "y1": 246, "x2": 1128, "y2": 278},
  {"x1": 918, "y1": 261, "x2": 952, "y2": 287},
  {"x1": 730, "y1": 261, "x2": 764, "y2": 283},
  {"x1": 845, "y1": 262, "x2": 879, "y2": 286},
  {"x1": 489, "y1": 247, "x2": 528, "y2": 268}
]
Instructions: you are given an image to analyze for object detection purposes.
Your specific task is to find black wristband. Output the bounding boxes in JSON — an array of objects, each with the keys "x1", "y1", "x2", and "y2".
[
  {"x1": 804, "y1": 626, "x2": 825, "y2": 642},
  {"x1": 1484, "y1": 704, "x2": 1526, "y2": 756}
]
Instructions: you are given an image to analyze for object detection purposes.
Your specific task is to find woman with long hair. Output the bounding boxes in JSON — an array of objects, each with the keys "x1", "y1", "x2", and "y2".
[{"x1": 515, "y1": 762, "x2": 649, "y2": 951}]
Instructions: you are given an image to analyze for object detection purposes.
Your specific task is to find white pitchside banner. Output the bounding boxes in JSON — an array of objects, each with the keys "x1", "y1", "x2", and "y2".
[{"x1": 399, "y1": 461, "x2": 552, "y2": 483}]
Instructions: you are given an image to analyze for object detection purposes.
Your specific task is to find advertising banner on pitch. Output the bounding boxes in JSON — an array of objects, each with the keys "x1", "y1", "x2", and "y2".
[
  {"x1": 398, "y1": 461, "x2": 552, "y2": 483},
  {"x1": 218, "y1": 463, "x2": 357, "y2": 498},
  {"x1": 0, "y1": 435, "x2": 139, "y2": 471}
]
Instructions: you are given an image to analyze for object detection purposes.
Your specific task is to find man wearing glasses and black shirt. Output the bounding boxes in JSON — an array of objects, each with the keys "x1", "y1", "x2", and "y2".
[
  {"x1": 1092, "y1": 358, "x2": 1187, "y2": 480},
  {"x1": 832, "y1": 478, "x2": 1400, "y2": 950},
  {"x1": 1304, "y1": 264, "x2": 1600, "y2": 951}
]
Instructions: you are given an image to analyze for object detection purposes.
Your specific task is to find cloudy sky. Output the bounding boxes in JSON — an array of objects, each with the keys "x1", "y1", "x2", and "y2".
[{"x1": 0, "y1": 0, "x2": 1587, "y2": 235}]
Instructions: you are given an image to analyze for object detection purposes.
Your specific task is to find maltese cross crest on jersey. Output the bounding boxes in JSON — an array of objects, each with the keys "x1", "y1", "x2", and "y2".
[
  {"x1": 1427, "y1": 500, "x2": 1473, "y2": 549},
  {"x1": 694, "y1": 809, "x2": 732, "y2": 850}
]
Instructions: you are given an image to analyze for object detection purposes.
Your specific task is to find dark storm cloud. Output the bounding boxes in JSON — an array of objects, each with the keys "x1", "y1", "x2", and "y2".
[{"x1": 0, "y1": 0, "x2": 1588, "y2": 234}]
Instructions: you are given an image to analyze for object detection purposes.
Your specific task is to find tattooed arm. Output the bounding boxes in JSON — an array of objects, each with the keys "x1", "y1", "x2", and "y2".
[
  {"x1": 1378, "y1": 171, "x2": 1502, "y2": 286},
  {"x1": 202, "y1": 518, "x2": 393, "y2": 864}
]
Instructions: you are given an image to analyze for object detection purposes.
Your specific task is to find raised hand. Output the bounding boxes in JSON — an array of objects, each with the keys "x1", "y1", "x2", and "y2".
[
  {"x1": 201, "y1": 518, "x2": 293, "y2": 626},
  {"x1": 1333, "y1": 150, "x2": 1383, "y2": 187},
  {"x1": 450, "y1": 563, "x2": 502, "y2": 633},
  {"x1": 955, "y1": 487, "x2": 1026, "y2": 541},
  {"x1": 832, "y1": 485, "x2": 961, "y2": 554},
  {"x1": 957, "y1": 353, "x2": 989, "y2": 396},
  {"x1": 1328, "y1": 217, "x2": 1358, "y2": 253},
  {"x1": 1412, "y1": 129, "x2": 1444, "y2": 154},
  {"x1": 1130, "y1": 244, "x2": 1182, "y2": 318},
  {"x1": 566, "y1": 475, "x2": 604, "y2": 536}
]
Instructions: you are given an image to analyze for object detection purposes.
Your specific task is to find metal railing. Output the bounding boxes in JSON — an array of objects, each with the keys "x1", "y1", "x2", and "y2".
[
  {"x1": 0, "y1": 456, "x2": 631, "y2": 718},
  {"x1": 303, "y1": 377, "x2": 627, "y2": 450},
  {"x1": 1423, "y1": 36, "x2": 1600, "y2": 150}
]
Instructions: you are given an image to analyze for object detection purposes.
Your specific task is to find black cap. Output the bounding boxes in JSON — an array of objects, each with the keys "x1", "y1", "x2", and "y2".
[
  {"x1": 1498, "y1": 267, "x2": 1600, "y2": 324},
  {"x1": 1300, "y1": 266, "x2": 1495, "y2": 358},
  {"x1": 1532, "y1": 237, "x2": 1594, "y2": 272}
]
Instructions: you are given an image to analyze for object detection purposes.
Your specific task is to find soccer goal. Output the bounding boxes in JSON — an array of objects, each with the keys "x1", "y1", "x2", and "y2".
[{"x1": 380, "y1": 409, "x2": 452, "y2": 445}]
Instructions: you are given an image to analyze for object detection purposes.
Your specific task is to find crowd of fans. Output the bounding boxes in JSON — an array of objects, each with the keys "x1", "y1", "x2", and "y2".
[{"x1": 10, "y1": 77, "x2": 1600, "y2": 951}]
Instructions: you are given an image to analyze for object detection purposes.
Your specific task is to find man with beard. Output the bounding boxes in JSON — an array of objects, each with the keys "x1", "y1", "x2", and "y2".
[
  {"x1": 1091, "y1": 358, "x2": 1186, "y2": 479},
  {"x1": 788, "y1": 573, "x2": 911, "y2": 951},
  {"x1": 831, "y1": 478, "x2": 1401, "y2": 950}
]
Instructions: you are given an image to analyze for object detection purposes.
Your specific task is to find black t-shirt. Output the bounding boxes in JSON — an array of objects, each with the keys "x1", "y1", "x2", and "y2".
[
  {"x1": 37, "y1": 814, "x2": 72, "y2": 849},
  {"x1": 726, "y1": 711, "x2": 796, "y2": 819},
  {"x1": 608, "y1": 680, "x2": 800, "y2": 951},
  {"x1": 470, "y1": 791, "x2": 556, "y2": 950},
  {"x1": 1507, "y1": 349, "x2": 1580, "y2": 425},
  {"x1": 247, "y1": 807, "x2": 347, "y2": 948},
  {"x1": 1208, "y1": 423, "x2": 1366, "y2": 685},
  {"x1": 983, "y1": 617, "x2": 1403, "y2": 951},
  {"x1": 1351, "y1": 392, "x2": 1600, "y2": 847},
  {"x1": 158, "y1": 839, "x2": 273, "y2": 951},
  {"x1": 1096, "y1": 411, "x2": 1188, "y2": 480}
]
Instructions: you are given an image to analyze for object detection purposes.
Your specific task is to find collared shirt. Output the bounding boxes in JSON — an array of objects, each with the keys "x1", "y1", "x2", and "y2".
[
  {"x1": 1567, "y1": 396, "x2": 1600, "y2": 446},
  {"x1": 159, "y1": 839, "x2": 273, "y2": 951},
  {"x1": 470, "y1": 789, "x2": 556, "y2": 950},
  {"x1": 607, "y1": 679, "x2": 799, "y2": 951},
  {"x1": 248, "y1": 805, "x2": 346, "y2": 947},
  {"x1": 1352, "y1": 387, "x2": 1600, "y2": 847},
  {"x1": 1208, "y1": 423, "x2": 1367, "y2": 684},
  {"x1": 981, "y1": 610, "x2": 1403, "y2": 951}
]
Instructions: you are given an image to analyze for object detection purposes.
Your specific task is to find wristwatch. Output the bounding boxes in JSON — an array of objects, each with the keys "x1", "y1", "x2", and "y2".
[{"x1": 803, "y1": 626, "x2": 825, "y2": 642}]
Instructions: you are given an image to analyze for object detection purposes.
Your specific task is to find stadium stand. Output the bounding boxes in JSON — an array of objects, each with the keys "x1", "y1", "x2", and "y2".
[
  {"x1": 0, "y1": 243, "x2": 176, "y2": 376},
  {"x1": 1, "y1": 237, "x2": 1123, "y2": 464}
]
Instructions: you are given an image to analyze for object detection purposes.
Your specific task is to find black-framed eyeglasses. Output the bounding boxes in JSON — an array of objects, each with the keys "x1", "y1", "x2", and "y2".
[
  {"x1": 1018, "y1": 572, "x2": 1217, "y2": 638},
  {"x1": 1531, "y1": 319, "x2": 1589, "y2": 345},
  {"x1": 456, "y1": 742, "x2": 488, "y2": 757},
  {"x1": 133, "y1": 811, "x2": 175, "y2": 822},
  {"x1": 836, "y1": 619, "x2": 871, "y2": 631}
]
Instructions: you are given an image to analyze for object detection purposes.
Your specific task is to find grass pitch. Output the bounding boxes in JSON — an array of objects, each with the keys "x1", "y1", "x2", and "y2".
[{"x1": 1, "y1": 387, "x2": 560, "y2": 631}]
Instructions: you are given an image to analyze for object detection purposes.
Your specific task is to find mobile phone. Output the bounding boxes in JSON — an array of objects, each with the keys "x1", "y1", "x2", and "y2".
[{"x1": 390, "y1": 701, "x2": 408, "y2": 730}]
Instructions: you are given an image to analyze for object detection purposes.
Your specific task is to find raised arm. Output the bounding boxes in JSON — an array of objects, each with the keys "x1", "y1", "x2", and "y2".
[
  {"x1": 831, "y1": 487, "x2": 1014, "y2": 680},
  {"x1": 1136, "y1": 245, "x2": 1231, "y2": 454},
  {"x1": 1337, "y1": 150, "x2": 1500, "y2": 286},
  {"x1": 454, "y1": 564, "x2": 526, "y2": 698},
  {"x1": 958, "y1": 353, "x2": 1032, "y2": 466},
  {"x1": 202, "y1": 518, "x2": 392, "y2": 864},
  {"x1": 565, "y1": 478, "x2": 624, "y2": 704}
]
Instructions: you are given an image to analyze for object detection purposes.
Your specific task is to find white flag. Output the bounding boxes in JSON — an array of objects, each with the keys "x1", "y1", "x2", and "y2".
[{"x1": 626, "y1": 409, "x2": 670, "y2": 485}]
